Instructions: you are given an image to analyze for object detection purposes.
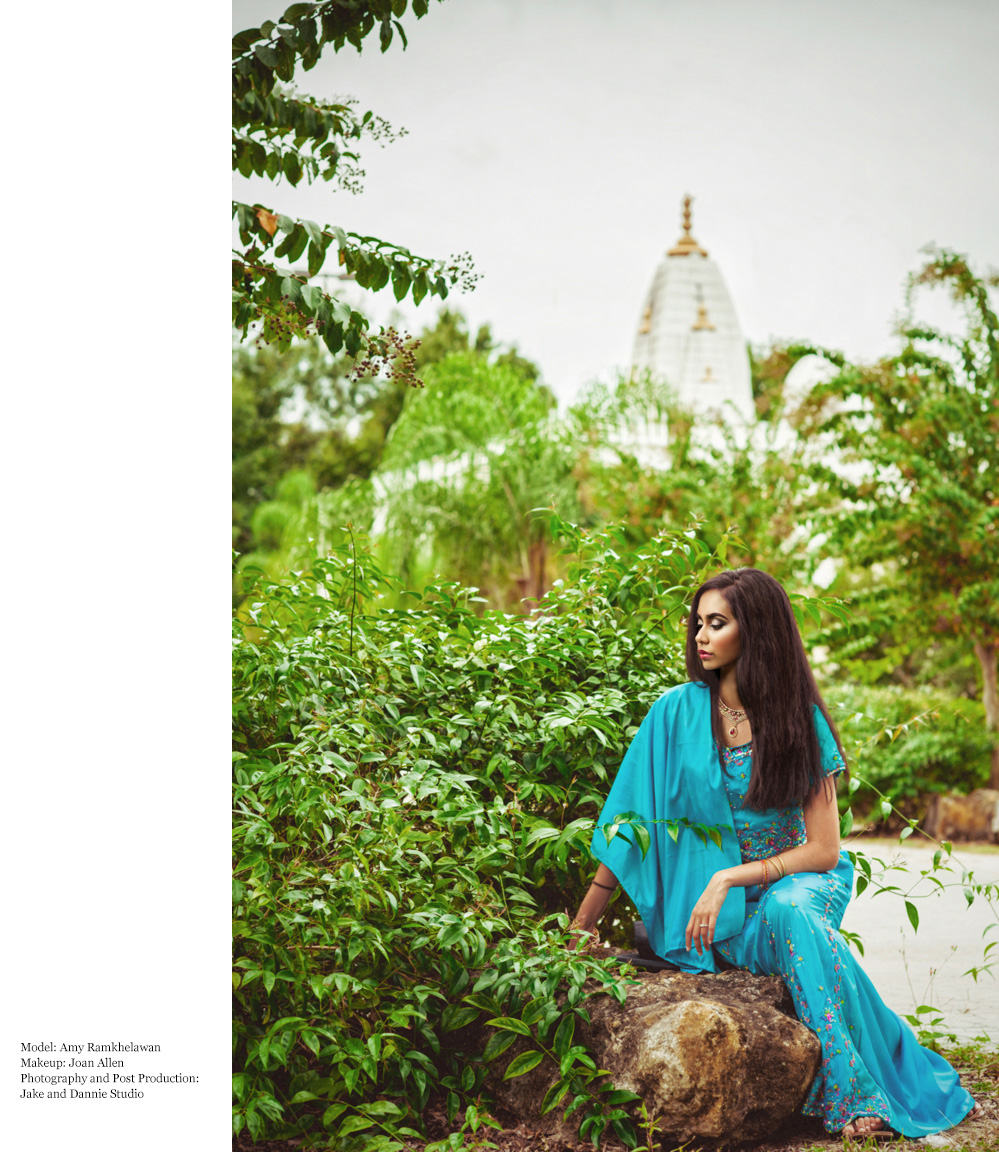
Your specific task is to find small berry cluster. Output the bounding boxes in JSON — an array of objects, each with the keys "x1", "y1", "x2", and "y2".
[
  {"x1": 252, "y1": 295, "x2": 313, "y2": 348},
  {"x1": 443, "y1": 250, "x2": 481, "y2": 293},
  {"x1": 351, "y1": 328, "x2": 424, "y2": 389}
]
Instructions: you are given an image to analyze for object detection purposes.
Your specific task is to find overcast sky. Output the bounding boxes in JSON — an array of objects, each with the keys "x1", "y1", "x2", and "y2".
[{"x1": 233, "y1": 0, "x2": 999, "y2": 402}]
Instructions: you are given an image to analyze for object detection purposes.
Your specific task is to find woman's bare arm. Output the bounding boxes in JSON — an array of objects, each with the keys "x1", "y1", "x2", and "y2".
[
  {"x1": 717, "y1": 776, "x2": 842, "y2": 892},
  {"x1": 568, "y1": 863, "x2": 619, "y2": 945}
]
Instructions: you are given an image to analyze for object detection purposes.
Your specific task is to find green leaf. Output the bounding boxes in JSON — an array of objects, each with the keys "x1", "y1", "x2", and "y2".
[
  {"x1": 441, "y1": 1004, "x2": 479, "y2": 1032},
  {"x1": 540, "y1": 1077, "x2": 571, "y2": 1115},
  {"x1": 254, "y1": 44, "x2": 281, "y2": 68},
  {"x1": 840, "y1": 807, "x2": 854, "y2": 837},
  {"x1": 302, "y1": 218, "x2": 325, "y2": 248},
  {"x1": 503, "y1": 1050, "x2": 544, "y2": 1079},
  {"x1": 520, "y1": 997, "x2": 545, "y2": 1026},
  {"x1": 526, "y1": 824, "x2": 560, "y2": 845},
  {"x1": 438, "y1": 921, "x2": 467, "y2": 947},
  {"x1": 482, "y1": 1030, "x2": 517, "y2": 1061},
  {"x1": 612, "y1": 1117, "x2": 638, "y2": 1148},
  {"x1": 307, "y1": 240, "x2": 326, "y2": 277},
  {"x1": 634, "y1": 823, "x2": 651, "y2": 859},
  {"x1": 553, "y1": 1014, "x2": 575, "y2": 1057},
  {"x1": 338, "y1": 1115, "x2": 375, "y2": 1137},
  {"x1": 322, "y1": 1103, "x2": 348, "y2": 1127},
  {"x1": 905, "y1": 900, "x2": 919, "y2": 932},
  {"x1": 361, "y1": 1101, "x2": 404, "y2": 1118},
  {"x1": 412, "y1": 268, "x2": 430, "y2": 305},
  {"x1": 392, "y1": 264, "x2": 412, "y2": 302},
  {"x1": 600, "y1": 1089, "x2": 642, "y2": 1104},
  {"x1": 485, "y1": 1016, "x2": 532, "y2": 1037}
]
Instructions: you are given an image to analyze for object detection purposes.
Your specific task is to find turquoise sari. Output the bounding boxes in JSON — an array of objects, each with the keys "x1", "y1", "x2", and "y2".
[{"x1": 590, "y1": 683, "x2": 976, "y2": 1136}]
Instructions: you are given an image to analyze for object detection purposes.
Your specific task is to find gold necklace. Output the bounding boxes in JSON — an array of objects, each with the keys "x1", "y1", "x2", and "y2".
[{"x1": 718, "y1": 698, "x2": 748, "y2": 738}]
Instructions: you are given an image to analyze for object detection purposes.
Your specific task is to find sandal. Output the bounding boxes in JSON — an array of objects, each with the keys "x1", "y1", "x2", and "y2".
[{"x1": 841, "y1": 1116, "x2": 893, "y2": 1140}]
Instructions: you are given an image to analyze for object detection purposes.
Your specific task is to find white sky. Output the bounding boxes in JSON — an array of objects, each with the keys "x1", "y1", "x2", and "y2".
[{"x1": 233, "y1": 0, "x2": 999, "y2": 402}]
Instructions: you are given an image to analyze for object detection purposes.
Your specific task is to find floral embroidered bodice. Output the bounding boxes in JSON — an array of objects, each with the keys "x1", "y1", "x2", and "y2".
[{"x1": 719, "y1": 741, "x2": 841, "y2": 862}]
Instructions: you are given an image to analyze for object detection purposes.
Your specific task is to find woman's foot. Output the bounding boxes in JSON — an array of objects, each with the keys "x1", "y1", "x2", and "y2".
[
  {"x1": 842, "y1": 1115, "x2": 891, "y2": 1140},
  {"x1": 965, "y1": 1102, "x2": 983, "y2": 1123}
]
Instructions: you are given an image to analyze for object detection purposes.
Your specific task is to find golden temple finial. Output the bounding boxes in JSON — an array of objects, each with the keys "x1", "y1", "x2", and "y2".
[
  {"x1": 691, "y1": 285, "x2": 715, "y2": 331},
  {"x1": 668, "y1": 194, "x2": 709, "y2": 257},
  {"x1": 692, "y1": 303, "x2": 715, "y2": 330}
]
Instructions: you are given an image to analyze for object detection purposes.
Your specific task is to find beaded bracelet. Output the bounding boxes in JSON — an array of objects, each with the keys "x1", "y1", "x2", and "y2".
[{"x1": 761, "y1": 858, "x2": 770, "y2": 889}]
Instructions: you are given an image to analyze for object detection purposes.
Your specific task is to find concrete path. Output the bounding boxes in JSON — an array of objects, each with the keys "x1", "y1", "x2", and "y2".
[{"x1": 839, "y1": 838, "x2": 999, "y2": 1043}]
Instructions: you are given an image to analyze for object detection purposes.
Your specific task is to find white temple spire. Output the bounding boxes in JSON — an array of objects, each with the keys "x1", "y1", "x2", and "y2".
[{"x1": 631, "y1": 195, "x2": 753, "y2": 424}]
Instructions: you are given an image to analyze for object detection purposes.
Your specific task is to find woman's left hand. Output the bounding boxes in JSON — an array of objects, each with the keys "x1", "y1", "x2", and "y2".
[{"x1": 685, "y1": 872, "x2": 732, "y2": 955}]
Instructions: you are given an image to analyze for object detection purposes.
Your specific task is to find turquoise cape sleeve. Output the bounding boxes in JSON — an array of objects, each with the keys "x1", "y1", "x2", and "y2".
[
  {"x1": 813, "y1": 704, "x2": 846, "y2": 777},
  {"x1": 589, "y1": 681, "x2": 745, "y2": 973}
]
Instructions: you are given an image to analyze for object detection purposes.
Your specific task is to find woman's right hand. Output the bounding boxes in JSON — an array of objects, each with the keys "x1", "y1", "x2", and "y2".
[
  {"x1": 565, "y1": 870, "x2": 616, "y2": 954},
  {"x1": 567, "y1": 917, "x2": 600, "y2": 953}
]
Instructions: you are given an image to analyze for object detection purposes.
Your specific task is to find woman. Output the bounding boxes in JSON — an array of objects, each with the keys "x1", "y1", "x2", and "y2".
[{"x1": 570, "y1": 568, "x2": 979, "y2": 1140}]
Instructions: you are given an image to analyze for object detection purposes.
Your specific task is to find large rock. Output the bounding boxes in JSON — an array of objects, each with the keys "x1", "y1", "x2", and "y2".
[
  {"x1": 924, "y1": 789, "x2": 999, "y2": 843},
  {"x1": 481, "y1": 964, "x2": 821, "y2": 1145}
]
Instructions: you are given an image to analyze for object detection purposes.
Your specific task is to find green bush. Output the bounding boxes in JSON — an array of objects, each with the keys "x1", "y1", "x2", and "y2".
[
  {"x1": 822, "y1": 684, "x2": 992, "y2": 822},
  {"x1": 233, "y1": 517, "x2": 737, "y2": 1148}
]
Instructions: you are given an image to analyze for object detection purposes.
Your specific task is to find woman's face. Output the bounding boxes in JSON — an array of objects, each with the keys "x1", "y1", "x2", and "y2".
[{"x1": 693, "y1": 589, "x2": 742, "y2": 673}]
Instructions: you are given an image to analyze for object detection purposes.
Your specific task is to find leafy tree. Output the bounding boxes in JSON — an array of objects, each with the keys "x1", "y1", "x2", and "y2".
[
  {"x1": 412, "y1": 308, "x2": 493, "y2": 369},
  {"x1": 410, "y1": 307, "x2": 543, "y2": 384},
  {"x1": 232, "y1": 1, "x2": 477, "y2": 380},
  {"x1": 748, "y1": 341, "x2": 806, "y2": 419},
  {"x1": 570, "y1": 372, "x2": 825, "y2": 589},
  {"x1": 376, "y1": 351, "x2": 566, "y2": 606},
  {"x1": 803, "y1": 250, "x2": 999, "y2": 786},
  {"x1": 233, "y1": 343, "x2": 299, "y2": 552},
  {"x1": 233, "y1": 337, "x2": 407, "y2": 554},
  {"x1": 233, "y1": 311, "x2": 546, "y2": 588}
]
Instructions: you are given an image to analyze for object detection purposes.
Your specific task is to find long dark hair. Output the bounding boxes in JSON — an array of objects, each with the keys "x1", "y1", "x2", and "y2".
[{"x1": 685, "y1": 568, "x2": 846, "y2": 810}]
